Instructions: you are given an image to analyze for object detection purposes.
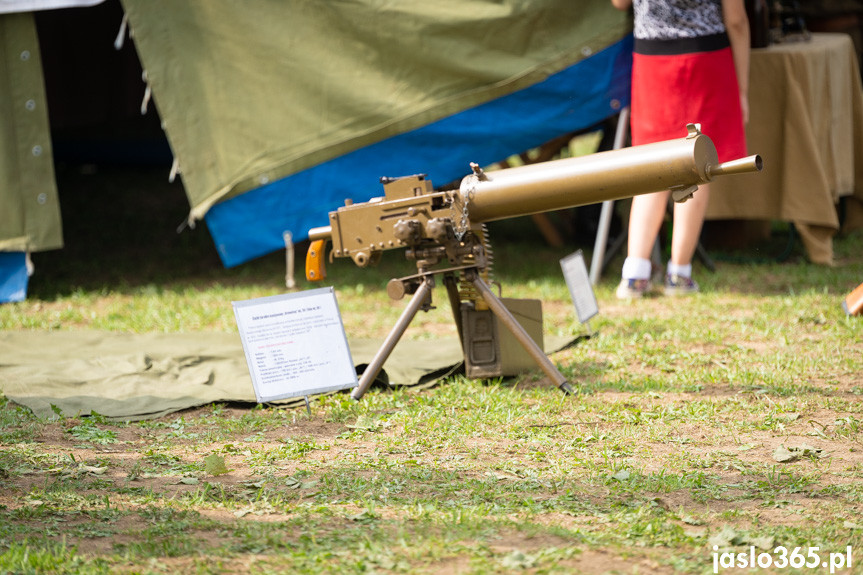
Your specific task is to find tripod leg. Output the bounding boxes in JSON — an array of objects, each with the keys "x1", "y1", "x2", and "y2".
[
  {"x1": 602, "y1": 228, "x2": 628, "y2": 270},
  {"x1": 695, "y1": 240, "x2": 716, "y2": 272},
  {"x1": 352, "y1": 275, "x2": 434, "y2": 401},
  {"x1": 443, "y1": 273, "x2": 465, "y2": 353},
  {"x1": 467, "y1": 271, "x2": 574, "y2": 395}
]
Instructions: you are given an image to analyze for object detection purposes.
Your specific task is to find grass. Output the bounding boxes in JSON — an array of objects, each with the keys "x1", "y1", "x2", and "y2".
[{"x1": 0, "y1": 159, "x2": 862, "y2": 574}]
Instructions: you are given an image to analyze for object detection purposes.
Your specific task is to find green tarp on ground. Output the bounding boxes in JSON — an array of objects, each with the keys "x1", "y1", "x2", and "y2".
[{"x1": 0, "y1": 330, "x2": 580, "y2": 421}]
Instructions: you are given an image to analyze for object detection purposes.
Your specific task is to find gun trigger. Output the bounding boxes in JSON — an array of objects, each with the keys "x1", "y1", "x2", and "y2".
[{"x1": 305, "y1": 239, "x2": 328, "y2": 282}]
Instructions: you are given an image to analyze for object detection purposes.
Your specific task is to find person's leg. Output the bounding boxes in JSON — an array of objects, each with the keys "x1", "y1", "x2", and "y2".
[
  {"x1": 617, "y1": 190, "x2": 669, "y2": 298},
  {"x1": 627, "y1": 190, "x2": 670, "y2": 260},
  {"x1": 665, "y1": 183, "x2": 711, "y2": 295},
  {"x1": 669, "y1": 183, "x2": 711, "y2": 267}
]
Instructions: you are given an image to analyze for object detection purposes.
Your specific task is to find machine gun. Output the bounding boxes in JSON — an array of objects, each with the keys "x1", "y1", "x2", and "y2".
[{"x1": 305, "y1": 124, "x2": 762, "y2": 400}]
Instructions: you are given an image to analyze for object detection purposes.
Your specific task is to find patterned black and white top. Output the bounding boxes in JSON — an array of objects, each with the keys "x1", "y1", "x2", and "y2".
[{"x1": 632, "y1": 0, "x2": 729, "y2": 55}]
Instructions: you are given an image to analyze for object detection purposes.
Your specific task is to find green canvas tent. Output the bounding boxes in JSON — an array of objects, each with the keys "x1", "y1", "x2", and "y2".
[
  {"x1": 0, "y1": 0, "x2": 633, "y2": 300},
  {"x1": 0, "y1": 11, "x2": 62, "y2": 300}
]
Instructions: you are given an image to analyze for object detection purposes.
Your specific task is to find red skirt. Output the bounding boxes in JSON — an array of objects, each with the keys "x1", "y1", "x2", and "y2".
[{"x1": 630, "y1": 47, "x2": 746, "y2": 163}]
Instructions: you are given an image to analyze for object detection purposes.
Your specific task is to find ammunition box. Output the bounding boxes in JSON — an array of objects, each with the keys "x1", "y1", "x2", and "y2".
[{"x1": 461, "y1": 298, "x2": 544, "y2": 378}]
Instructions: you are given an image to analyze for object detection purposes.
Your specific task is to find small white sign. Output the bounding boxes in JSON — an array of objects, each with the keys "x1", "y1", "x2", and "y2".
[
  {"x1": 233, "y1": 287, "x2": 357, "y2": 402},
  {"x1": 560, "y1": 250, "x2": 599, "y2": 324}
]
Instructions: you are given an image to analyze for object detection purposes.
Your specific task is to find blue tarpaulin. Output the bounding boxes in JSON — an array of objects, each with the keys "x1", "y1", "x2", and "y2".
[
  {"x1": 205, "y1": 37, "x2": 633, "y2": 266},
  {"x1": 0, "y1": 252, "x2": 28, "y2": 303}
]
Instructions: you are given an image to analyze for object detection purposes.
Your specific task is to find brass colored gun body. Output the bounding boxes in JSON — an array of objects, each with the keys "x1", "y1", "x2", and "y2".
[{"x1": 306, "y1": 125, "x2": 762, "y2": 400}]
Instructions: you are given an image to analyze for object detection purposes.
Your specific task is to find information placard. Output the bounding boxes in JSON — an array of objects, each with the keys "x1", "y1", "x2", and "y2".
[
  {"x1": 560, "y1": 250, "x2": 599, "y2": 324},
  {"x1": 233, "y1": 287, "x2": 357, "y2": 402}
]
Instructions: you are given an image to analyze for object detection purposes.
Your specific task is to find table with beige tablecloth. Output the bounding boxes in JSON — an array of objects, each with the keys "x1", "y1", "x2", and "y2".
[{"x1": 707, "y1": 33, "x2": 863, "y2": 264}]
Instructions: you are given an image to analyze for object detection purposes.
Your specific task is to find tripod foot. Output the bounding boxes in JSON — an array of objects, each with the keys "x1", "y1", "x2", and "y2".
[{"x1": 558, "y1": 381, "x2": 576, "y2": 396}]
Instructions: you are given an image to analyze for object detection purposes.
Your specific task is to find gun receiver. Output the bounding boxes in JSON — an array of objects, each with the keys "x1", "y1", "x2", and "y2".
[{"x1": 306, "y1": 125, "x2": 762, "y2": 400}]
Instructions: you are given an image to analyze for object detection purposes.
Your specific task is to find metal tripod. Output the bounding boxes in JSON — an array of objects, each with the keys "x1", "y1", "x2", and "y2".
[{"x1": 350, "y1": 266, "x2": 574, "y2": 401}]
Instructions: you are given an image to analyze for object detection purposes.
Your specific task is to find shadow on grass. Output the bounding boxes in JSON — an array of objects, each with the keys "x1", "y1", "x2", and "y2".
[
  {"x1": 30, "y1": 164, "x2": 288, "y2": 298},
  {"x1": 28, "y1": 163, "x2": 863, "y2": 300}
]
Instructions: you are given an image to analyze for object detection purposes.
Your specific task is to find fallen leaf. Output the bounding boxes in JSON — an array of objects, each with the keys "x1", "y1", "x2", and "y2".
[
  {"x1": 500, "y1": 550, "x2": 538, "y2": 569},
  {"x1": 772, "y1": 444, "x2": 822, "y2": 463},
  {"x1": 347, "y1": 509, "x2": 377, "y2": 522},
  {"x1": 204, "y1": 454, "x2": 231, "y2": 476},
  {"x1": 796, "y1": 444, "x2": 822, "y2": 456},
  {"x1": 745, "y1": 535, "x2": 775, "y2": 550},
  {"x1": 708, "y1": 526, "x2": 741, "y2": 548},
  {"x1": 773, "y1": 445, "x2": 798, "y2": 463},
  {"x1": 346, "y1": 415, "x2": 389, "y2": 432}
]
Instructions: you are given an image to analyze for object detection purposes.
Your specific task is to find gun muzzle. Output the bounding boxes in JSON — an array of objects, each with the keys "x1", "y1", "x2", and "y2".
[{"x1": 707, "y1": 155, "x2": 763, "y2": 178}]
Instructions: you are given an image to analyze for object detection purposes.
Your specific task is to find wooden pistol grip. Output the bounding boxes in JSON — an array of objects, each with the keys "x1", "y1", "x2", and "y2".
[
  {"x1": 844, "y1": 282, "x2": 863, "y2": 316},
  {"x1": 305, "y1": 239, "x2": 327, "y2": 282}
]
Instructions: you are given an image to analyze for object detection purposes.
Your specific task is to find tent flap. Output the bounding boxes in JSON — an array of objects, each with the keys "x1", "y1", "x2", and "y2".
[
  {"x1": 119, "y1": 0, "x2": 632, "y2": 266},
  {"x1": 205, "y1": 36, "x2": 633, "y2": 266},
  {"x1": 0, "y1": 12, "x2": 62, "y2": 255}
]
